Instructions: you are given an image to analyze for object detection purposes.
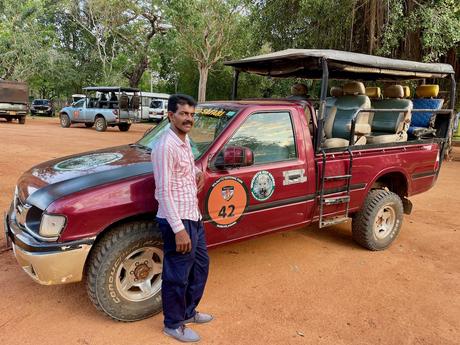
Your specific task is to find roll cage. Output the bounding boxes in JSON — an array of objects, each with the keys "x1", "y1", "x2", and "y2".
[{"x1": 224, "y1": 49, "x2": 456, "y2": 157}]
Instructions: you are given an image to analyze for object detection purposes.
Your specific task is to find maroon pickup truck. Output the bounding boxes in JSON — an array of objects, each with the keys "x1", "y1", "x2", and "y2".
[{"x1": 4, "y1": 50, "x2": 456, "y2": 322}]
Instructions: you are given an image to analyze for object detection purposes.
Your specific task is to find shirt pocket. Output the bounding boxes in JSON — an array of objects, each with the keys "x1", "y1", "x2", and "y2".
[{"x1": 175, "y1": 159, "x2": 192, "y2": 177}]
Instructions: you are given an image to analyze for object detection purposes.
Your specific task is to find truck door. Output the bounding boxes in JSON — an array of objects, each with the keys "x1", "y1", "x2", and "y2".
[
  {"x1": 202, "y1": 109, "x2": 315, "y2": 245},
  {"x1": 71, "y1": 98, "x2": 86, "y2": 122}
]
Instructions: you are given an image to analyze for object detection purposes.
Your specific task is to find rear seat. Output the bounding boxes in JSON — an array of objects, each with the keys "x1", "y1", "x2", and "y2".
[
  {"x1": 323, "y1": 81, "x2": 371, "y2": 148},
  {"x1": 325, "y1": 86, "x2": 343, "y2": 109},
  {"x1": 365, "y1": 86, "x2": 382, "y2": 100},
  {"x1": 408, "y1": 85, "x2": 443, "y2": 139},
  {"x1": 365, "y1": 85, "x2": 412, "y2": 144}
]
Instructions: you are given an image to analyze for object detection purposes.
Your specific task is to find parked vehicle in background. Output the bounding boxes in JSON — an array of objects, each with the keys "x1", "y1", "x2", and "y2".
[
  {"x1": 136, "y1": 92, "x2": 169, "y2": 121},
  {"x1": 0, "y1": 80, "x2": 28, "y2": 124},
  {"x1": 72, "y1": 94, "x2": 86, "y2": 103},
  {"x1": 30, "y1": 99, "x2": 54, "y2": 116},
  {"x1": 148, "y1": 97, "x2": 169, "y2": 122},
  {"x1": 59, "y1": 86, "x2": 139, "y2": 132},
  {"x1": 5, "y1": 50, "x2": 456, "y2": 322}
]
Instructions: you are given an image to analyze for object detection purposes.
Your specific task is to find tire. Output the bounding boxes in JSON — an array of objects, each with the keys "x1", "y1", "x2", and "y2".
[
  {"x1": 6, "y1": 117, "x2": 12, "y2": 122},
  {"x1": 18, "y1": 115, "x2": 26, "y2": 124},
  {"x1": 85, "y1": 123, "x2": 94, "y2": 128},
  {"x1": 94, "y1": 116, "x2": 107, "y2": 132},
  {"x1": 119, "y1": 123, "x2": 131, "y2": 132},
  {"x1": 60, "y1": 113, "x2": 71, "y2": 128},
  {"x1": 86, "y1": 221, "x2": 164, "y2": 322},
  {"x1": 352, "y1": 189, "x2": 404, "y2": 251}
]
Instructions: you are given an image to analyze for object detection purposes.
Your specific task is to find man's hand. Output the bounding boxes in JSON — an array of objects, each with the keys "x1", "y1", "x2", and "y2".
[
  {"x1": 196, "y1": 171, "x2": 204, "y2": 193},
  {"x1": 175, "y1": 229, "x2": 192, "y2": 254}
]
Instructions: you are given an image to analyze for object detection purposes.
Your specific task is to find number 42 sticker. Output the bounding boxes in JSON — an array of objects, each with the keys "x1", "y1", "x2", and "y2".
[{"x1": 206, "y1": 176, "x2": 249, "y2": 228}]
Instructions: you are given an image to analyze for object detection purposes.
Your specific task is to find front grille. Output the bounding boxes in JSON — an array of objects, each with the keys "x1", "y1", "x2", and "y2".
[
  {"x1": 12, "y1": 186, "x2": 43, "y2": 237},
  {"x1": 14, "y1": 194, "x2": 31, "y2": 227}
]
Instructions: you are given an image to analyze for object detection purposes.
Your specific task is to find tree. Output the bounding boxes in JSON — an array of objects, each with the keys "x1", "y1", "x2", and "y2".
[
  {"x1": 0, "y1": 0, "x2": 56, "y2": 81},
  {"x1": 168, "y1": 0, "x2": 246, "y2": 102}
]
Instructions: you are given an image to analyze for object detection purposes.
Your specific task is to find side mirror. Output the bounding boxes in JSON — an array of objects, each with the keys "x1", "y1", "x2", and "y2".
[{"x1": 214, "y1": 146, "x2": 254, "y2": 170}]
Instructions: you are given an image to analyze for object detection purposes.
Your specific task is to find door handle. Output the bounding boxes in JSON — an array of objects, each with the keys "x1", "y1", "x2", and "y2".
[{"x1": 283, "y1": 169, "x2": 307, "y2": 185}]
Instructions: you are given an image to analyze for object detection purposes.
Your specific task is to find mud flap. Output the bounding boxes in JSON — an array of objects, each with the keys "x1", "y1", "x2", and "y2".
[
  {"x1": 3, "y1": 212, "x2": 12, "y2": 250},
  {"x1": 402, "y1": 198, "x2": 413, "y2": 215}
]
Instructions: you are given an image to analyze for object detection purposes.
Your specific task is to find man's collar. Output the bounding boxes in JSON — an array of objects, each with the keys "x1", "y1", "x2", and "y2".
[{"x1": 168, "y1": 127, "x2": 188, "y2": 147}]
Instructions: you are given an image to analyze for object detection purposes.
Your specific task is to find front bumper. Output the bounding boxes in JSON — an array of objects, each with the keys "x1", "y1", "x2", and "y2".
[
  {"x1": 148, "y1": 114, "x2": 165, "y2": 120},
  {"x1": 4, "y1": 210, "x2": 93, "y2": 285},
  {"x1": 31, "y1": 109, "x2": 52, "y2": 115}
]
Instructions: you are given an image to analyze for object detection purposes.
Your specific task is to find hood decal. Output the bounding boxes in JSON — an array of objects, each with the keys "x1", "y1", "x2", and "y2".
[
  {"x1": 27, "y1": 162, "x2": 152, "y2": 210},
  {"x1": 53, "y1": 153, "x2": 123, "y2": 171}
]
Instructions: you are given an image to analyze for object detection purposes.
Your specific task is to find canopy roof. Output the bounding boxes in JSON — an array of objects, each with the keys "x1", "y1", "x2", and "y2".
[
  {"x1": 83, "y1": 86, "x2": 140, "y2": 92},
  {"x1": 224, "y1": 49, "x2": 455, "y2": 80}
]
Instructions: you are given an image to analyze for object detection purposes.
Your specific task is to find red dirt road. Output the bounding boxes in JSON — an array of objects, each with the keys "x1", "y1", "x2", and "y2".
[{"x1": 0, "y1": 117, "x2": 459, "y2": 345}]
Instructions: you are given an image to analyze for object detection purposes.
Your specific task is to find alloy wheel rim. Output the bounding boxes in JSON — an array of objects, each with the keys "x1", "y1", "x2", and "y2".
[
  {"x1": 115, "y1": 246, "x2": 163, "y2": 302},
  {"x1": 95, "y1": 119, "x2": 103, "y2": 130},
  {"x1": 373, "y1": 204, "x2": 396, "y2": 240}
]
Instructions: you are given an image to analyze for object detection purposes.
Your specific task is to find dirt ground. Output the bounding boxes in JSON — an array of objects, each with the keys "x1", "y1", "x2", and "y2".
[{"x1": 0, "y1": 117, "x2": 459, "y2": 345}]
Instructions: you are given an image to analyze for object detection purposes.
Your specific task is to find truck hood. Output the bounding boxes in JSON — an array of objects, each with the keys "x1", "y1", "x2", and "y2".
[{"x1": 17, "y1": 145, "x2": 152, "y2": 210}]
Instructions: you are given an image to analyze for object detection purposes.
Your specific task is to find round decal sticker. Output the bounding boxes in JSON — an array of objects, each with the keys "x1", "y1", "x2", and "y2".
[
  {"x1": 54, "y1": 152, "x2": 123, "y2": 171},
  {"x1": 251, "y1": 171, "x2": 275, "y2": 201},
  {"x1": 206, "y1": 176, "x2": 249, "y2": 228}
]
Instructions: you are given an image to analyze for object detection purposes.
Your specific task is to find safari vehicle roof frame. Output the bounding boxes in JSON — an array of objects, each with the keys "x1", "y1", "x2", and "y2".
[
  {"x1": 82, "y1": 86, "x2": 140, "y2": 93},
  {"x1": 225, "y1": 49, "x2": 456, "y2": 153}
]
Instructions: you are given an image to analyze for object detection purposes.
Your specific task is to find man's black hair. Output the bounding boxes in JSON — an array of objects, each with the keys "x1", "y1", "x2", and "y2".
[{"x1": 168, "y1": 94, "x2": 196, "y2": 113}]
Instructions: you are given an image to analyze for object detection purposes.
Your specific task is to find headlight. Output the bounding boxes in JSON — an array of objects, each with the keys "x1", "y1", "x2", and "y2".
[{"x1": 39, "y1": 214, "x2": 66, "y2": 238}]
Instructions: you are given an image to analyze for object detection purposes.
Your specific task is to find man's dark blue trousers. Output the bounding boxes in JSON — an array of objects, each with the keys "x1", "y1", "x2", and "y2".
[{"x1": 157, "y1": 218, "x2": 209, "y2": 329}]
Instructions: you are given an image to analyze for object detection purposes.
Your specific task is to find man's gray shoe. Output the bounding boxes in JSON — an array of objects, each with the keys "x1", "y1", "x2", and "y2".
[
  {"x1": 184, "y1": 312, "x2": 213, "y2": 324},
  {"x1": 163, "y1": 325, "x2": 200, "y2": 343}
]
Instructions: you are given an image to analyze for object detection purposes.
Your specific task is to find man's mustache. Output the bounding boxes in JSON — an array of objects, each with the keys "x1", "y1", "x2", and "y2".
[{"x1": 182, "y1": 121, "x2": 193, "y2": 126}]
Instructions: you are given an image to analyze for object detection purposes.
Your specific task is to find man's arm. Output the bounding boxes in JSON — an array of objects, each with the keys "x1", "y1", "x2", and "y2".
[{"x1": 195, "y1": 167, "x2": 204, "y2": 193}]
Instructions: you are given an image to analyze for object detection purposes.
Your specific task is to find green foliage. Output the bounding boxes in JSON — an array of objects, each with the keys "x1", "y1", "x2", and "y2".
[{"x1": 0, "y1": 0, "x2": 459, "y2": 101}]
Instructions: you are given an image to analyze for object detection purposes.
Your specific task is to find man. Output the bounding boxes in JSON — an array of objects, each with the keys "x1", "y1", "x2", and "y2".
[
  {"x1": 109, "y1": 91, "x2": 118, "y2": 109},
  {"x1": 151, "y1": 94, "x2": 212, "y2": 343},
  {"x1": 287, "y1": 83, "x2": 309, "y2": 100}
]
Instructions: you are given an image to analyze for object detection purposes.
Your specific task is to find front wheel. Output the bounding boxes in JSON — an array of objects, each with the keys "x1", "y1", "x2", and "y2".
[
  {"x1": 352, "y1": 189, "x2": 404, "y2": 251},
  {"x1": 18, "y1": 115, "x2": 26, "y2": 124},
  {"x1": 60, "y1": 113, "x2": 71, "y2": 127},
  {"x1": 94, "y1": 116, "x2": 107, "y2": 132},
  {"x1": 118, "y1": 123, "x2": 131, "y2": 132},
  {"x1": 86, "y1": 221, "x2": 164, "y2": 321}
]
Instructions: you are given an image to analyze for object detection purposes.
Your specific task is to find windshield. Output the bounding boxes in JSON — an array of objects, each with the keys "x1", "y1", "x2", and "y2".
[
  {"x1": 150, "y1": 100, "x2": 165, "y2": 109},
  {"x1": 33, "y1": 99, "x2": 49, "y2": 105},
  {"x1": 137, "y1": 106, "x2": 239, "y2": 159}
]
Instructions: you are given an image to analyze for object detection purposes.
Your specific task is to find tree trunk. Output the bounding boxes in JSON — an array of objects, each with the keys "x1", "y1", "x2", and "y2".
[
  {"x1": 368, "y1": 0, "x2": 376, "y2": 54},
  {"x1": 198, "y1": 64, "x2": 209, "y2": 103},
  {"x1": 127, "y1": 56, "x2": 149, "y2": 88}
]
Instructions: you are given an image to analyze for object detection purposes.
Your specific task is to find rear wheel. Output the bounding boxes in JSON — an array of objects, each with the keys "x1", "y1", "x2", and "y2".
[
  {"x1": 94, "y1": 116, "x2": 107, "y2": 132},
  {"x1": 60, "y1": 113, "x2": 71, "y2": 128},
  {"x1": 18, "y1": 115, "x2": 26, "y2": 124},
  {"x1": 86, "y1": 221, "x2": 163, "y2": 321},
  {"x1": 119, "y1": 123, "x2": 131, "y2": 132},
  {"x1": 352, "y1": 189, "x2": 403, "y2": 251}
]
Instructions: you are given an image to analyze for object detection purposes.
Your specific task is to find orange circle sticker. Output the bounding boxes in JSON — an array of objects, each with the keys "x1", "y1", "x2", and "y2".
[{"x1": 206, "y1": 176, "x2": 249, "y2": 228}]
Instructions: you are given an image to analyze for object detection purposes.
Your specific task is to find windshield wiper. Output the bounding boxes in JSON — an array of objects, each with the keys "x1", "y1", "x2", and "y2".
[{"x1": 130, "y1": 143, "x2": 151, "y2": 151}]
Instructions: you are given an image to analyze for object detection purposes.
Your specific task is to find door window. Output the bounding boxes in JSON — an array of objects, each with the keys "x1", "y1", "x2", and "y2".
[
  {"x1": 74, "y1": 99, "x2": 85, "y2": 108},
  {"x1": 226, "y1": 112, "x2": 296, "y2": 164}
]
